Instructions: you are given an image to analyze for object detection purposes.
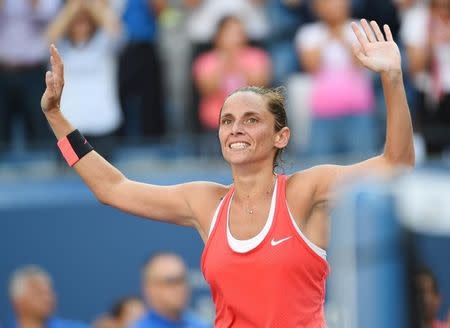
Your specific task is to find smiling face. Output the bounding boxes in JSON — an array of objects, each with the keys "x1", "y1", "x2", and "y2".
[{"x1": 218, "y1": 91, "x2": 289, "y2": 168}]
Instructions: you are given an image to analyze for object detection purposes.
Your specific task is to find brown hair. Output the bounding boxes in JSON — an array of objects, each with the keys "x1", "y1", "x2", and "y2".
[
  {"x1": 214, "y1": 15, "x2": 242, "y2": 39},
  {"x1": 226, "y1": 86, "x2": 288, "y2": 170}
]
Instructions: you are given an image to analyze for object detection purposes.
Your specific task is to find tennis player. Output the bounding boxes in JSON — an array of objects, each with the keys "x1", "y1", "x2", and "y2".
[{"x1": 40, "y1": 20, "x2": 414, "y2": 327}]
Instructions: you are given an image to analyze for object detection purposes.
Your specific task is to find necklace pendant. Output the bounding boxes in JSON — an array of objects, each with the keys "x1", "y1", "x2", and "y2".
[{"x1": 249, "y1": 209, "x2": 253, "y2": 214}]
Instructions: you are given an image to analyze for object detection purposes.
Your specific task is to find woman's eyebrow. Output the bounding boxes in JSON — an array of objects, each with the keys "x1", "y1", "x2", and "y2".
[
  {"x1": 220, "y1": 111, "x2": 262, "y2": 119},
  {"x1": 220, "y1": 113, "x2": 234, "y2": 119},
  {"x1": 242, "y1": 111, "x2": 261, "y2": 117}
]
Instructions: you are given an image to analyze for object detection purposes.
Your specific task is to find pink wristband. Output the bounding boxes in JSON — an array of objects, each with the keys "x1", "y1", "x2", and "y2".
[{"x1": 57, "y1": 129, "x2": 93, "y2": 167}]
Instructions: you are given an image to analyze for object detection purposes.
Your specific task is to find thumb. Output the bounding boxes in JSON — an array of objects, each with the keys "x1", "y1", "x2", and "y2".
[
  {"x1": 352, "y1": 43, "x2": 369, "y2": 66},
  {"x1": 45, "y1": 71, "x2": 55, "y2": 94}
]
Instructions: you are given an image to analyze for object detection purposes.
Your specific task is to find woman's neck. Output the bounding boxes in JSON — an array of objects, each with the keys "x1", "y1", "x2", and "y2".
[
  {"x1": 327, "y1": 20, "x2": 347, "y2": 39},
  {"x1": 231, "y1": 166, "x2": 277, "y2": 203},
  {"x1": 17, "y1": 315, "x2": 46, "y2": 328}
]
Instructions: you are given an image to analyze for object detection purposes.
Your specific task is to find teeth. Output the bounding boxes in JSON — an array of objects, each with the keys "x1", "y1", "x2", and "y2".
[{"x1": 230, "y1": 142, "x2": 249, "y2": 149}]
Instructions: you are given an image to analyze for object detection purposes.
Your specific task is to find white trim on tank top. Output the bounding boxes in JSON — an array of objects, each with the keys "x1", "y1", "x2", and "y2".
[
  {"x1": 208, "y1": 197, "x2": 226, "y2": 237},
  {"x1": 226, "y1": 179, "x2": 278, "y2": 253},
  {"x1": 286, "y1": 204, "x2": 327, "y2": 260},
  {"x1": 207, "y1": 179, "x2": 327, "y2": 259}
]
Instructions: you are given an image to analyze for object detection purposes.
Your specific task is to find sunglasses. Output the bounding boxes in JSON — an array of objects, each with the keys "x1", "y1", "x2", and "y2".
[{"x1": 152, "y1": 274, "x2": 187, "y2": 286}]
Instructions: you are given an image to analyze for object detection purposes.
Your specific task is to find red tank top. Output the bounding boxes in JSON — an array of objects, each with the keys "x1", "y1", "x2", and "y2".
[{"x1": 201, "y1": 174, "x2": 329, "y2": 327}]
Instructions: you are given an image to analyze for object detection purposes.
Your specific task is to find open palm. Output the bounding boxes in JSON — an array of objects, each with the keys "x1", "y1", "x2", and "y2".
[
  {"x1": 41, "y1": 45, "x2": 65, "y2": 114},
  {"x1": 351, "y1": 19, "x2": 401, "y2": 74}
]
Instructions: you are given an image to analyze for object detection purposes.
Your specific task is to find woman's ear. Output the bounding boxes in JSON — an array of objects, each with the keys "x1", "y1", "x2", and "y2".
[{"x1": 275, "y1": 127, "x2": 290, "y2": 149}]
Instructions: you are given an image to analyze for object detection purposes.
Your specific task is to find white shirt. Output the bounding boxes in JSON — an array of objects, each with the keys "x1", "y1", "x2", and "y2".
[
  {"x1": 401, "y1": 4, "x2": 450, "y2": 92},
  {"x1": 59, "y1": 32, "x2": 123, "y2": 136},
  {"x1": 295, "y1": 20, "x2": 358, "y2": 69},
  {"x1": 0, "y1": 0, "x2": 61, "y2": 64}
]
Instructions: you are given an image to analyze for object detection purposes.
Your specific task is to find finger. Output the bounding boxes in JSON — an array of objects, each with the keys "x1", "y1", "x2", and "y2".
[
  {"x1": 45, "y1": 71, "x2": 53, "y2": 89},
  {"x1": 50, "y1": 44, "x2": 64, "y2": 82},
  {"x1": 351, "y1": 22, "x2": 369, "y2": 50},
  {"x1": 47, "y1": 71, "x2": 58, "y2": 96},
  {"x1": 361, "y1": 19, "x2": 376, "y2": 43},
  {"x1": 370, "y1": 20, "x2": 385, "y2": 42},
  {"x1": 383, "y1": 24, "x2": 394, "y2": 42}
]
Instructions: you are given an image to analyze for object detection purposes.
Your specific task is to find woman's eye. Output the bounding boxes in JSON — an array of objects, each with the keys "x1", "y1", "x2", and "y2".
[
  {"x1": 246, "y1": 118, "x2": 257, "y2": 124},
  {"x1": 221, "y1": 119, "x2": 232, "y2": 125}
]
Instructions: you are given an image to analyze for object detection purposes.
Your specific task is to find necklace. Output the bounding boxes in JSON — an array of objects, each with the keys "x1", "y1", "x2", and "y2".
[{"x1": 244, "y1": 175, "x2": 276, "y2": 215}]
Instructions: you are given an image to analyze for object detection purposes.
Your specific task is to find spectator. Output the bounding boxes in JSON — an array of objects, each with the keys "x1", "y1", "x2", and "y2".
[
  {"x1": 394, "y1": 0, "x2": 420, "y2": 16},
  {"x1": 118, "y1": 0, "x2": 166, "y2": 139},
  {"x1": 111, "y1": 297, "x2": 145, "y2": 328},
  {"x1": 8, "y1": 266, "x2": 87, "y2": 328},
  {"x1": 295, "y1": 0, "x2": 376, "y2": 156},
  {"x1": 352, "y1": 0, "x2": 401, "y2": 40},
  {"x1": 45, "y1": 0, "x2": 123, "y2": 158},
  {"x1": 184, "y1": 0, "x2": 269, "y2": 133},
  {"x1": 184, "y1": 0, "x2": 269, "y2": 53},
  {"x1": 131, "y1": 253, "x2": 207, "y2": 328},
  {"x1": 92, "y1": 315, "x2": 118, "y2": 328},
  {"x1": 416, "y1": 266, "x2": 450, "y2": 328},
  {"x1": 401, "y1": 0, "x2": 450, "y2": 156},
  {"x1": 351, "y1": 0, "x2": 404, "y2": 118},
  {"x1": 193, "y1": 15, "x2": 271, "y2": 131},
  {"x1": 0, "y1": 0, "x2": 61, "y2": 150},
  {"x1": 265, "y1": 0, "x2": 313, "y2": 84}
]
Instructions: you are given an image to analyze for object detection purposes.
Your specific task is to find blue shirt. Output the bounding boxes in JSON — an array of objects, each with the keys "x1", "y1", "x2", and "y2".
[
  {"x1": 122, "y1": 0, "x2": 158, "y2": 42},
  {"x1": 9, "y1": 318, "x2": 88, "y2": 328},
  {"x1": 131, "y1": 310, "x2": 208, "y2": 328}
]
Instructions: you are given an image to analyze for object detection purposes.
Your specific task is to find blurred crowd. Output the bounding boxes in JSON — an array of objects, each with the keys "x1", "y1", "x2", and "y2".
[
  {"x1": 2, "y1": 260, "x2": 450, "y2": 328},
  {"x1": 0, "y1": 0, "x2": 449, "y2": 160},
  {"x1": 2, "y1": 253, "x2": 209, "y2": 328}
]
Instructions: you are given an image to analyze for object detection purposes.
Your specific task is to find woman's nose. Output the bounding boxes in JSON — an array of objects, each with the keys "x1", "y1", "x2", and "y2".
[{"x1": 231, "y1": 121, "x2": 244, "y2": 134}]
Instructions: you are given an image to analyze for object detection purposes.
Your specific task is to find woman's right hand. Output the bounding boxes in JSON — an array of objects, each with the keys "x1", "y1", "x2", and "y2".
[{"x1": 41, "y1": 45, "x2": 65, "y2": 115}]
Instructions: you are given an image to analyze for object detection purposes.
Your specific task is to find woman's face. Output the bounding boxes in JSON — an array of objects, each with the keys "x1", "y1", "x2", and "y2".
[
  {"x1": 218, "y1": 92, "x2": 288, "y2": 167},
  {"x1": 68, "y1": 10, "x2": 96, "y2": 44},
  {"x1": 315, "y1": 0, "x2": 349, "y2": 25},
  {"x1": 216, "y1": 18, "x2": 247, "y2": 51}
]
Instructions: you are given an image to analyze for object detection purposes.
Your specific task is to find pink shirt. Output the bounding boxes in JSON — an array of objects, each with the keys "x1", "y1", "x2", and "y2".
[
  {"x1": 434, "y1": 320, "x2": 450, "y2": 328},
  {"x1": 296, "y1": 21, "x2": 374, "y2": 118},
  {"x1": 193, "y1": 47, "x2": 271, "y2": 129}
]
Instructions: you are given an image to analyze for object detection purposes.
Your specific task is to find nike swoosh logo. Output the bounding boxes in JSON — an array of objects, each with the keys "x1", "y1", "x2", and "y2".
[
  {"x1": 271, "y1": 236, "x2": 292, "y2": 246},
  {"x1": 84, "y1": 139, "x2": 87, "y2": 144}
]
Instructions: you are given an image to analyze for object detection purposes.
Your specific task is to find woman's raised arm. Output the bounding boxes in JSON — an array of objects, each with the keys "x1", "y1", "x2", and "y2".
[
  {"x1": 294, "y1": 19, "x2": 415, "y2": 205},
  {"x1": 41, "y1": 45, "x2": 224, "y2": 236}
]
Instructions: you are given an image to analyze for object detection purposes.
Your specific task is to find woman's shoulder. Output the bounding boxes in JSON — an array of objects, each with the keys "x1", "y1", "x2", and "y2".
[
  {"x1": 185, "y1": 181, "x2": 230, "y2": 202},
  {"x1": 295, "y1": 22, "x2": 328, "y2": 49},
  {"x1": 241, "y1": 46, "x2": 271, "y2": 63},
  {"x1": 403, "y1": 3, "x2": 429, "y2": 23},
  {"x1": 286, "y1": 165, "x2": 337, "y2": 191},
  {"x1": 244, "y1": 46, "x2": 269, "y2": 55},
  {"x1": 194, "y1": 49, "x2": 219, "y2": 64},
  {"x1": 297, "y1": 21, "x2": 326, "y2": 36},
  {"x1": 192, "y1": 50, "x2": 221, "y2": 75},
  {"x1": 286, "y1": 168, "x2": 318, "y2": 188},
  {"x1": 401, "y1": 4, "x2": 430, "y2": 46}
]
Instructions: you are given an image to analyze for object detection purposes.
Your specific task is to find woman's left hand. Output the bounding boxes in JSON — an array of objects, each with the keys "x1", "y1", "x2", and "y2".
[{"x1": 351, "y1": 19, "x2": 401, "y2": 74}]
